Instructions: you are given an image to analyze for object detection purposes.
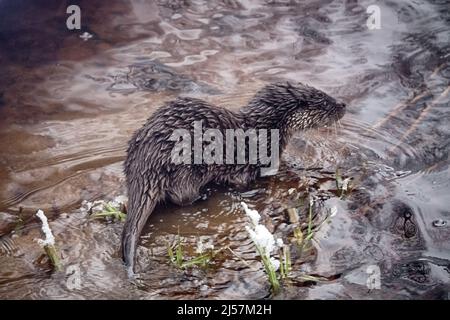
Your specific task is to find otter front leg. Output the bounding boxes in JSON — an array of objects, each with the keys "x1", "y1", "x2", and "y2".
[
  {"x1": 166, "y1": 167, "x2": 208, "y2": 206},
  {"x1": 225, "y1": 169, "x2": 257, "y2": 190},
  {"x1": 227, "y1": 177, "x2": 250, "y2": 190},
  {"x1": 166, "y1": 171, "x2": 203, "y2": 206},
  {"x1": 167, "y1": 183, "x2": 202, "y2": 206}
]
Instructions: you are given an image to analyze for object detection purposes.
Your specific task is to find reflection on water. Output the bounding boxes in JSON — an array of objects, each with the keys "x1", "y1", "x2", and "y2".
[{"x1": 0, "y1": 0, "x2": 449, "y2": 299}]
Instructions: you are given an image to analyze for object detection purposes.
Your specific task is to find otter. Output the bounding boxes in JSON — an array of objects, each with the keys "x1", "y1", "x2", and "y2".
[{"x1": 121, "y1": 82, "x2": 346, "y2": 274}]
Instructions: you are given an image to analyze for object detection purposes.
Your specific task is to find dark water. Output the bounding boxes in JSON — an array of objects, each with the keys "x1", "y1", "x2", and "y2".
[{"x1": 0, "y1": 0, "x2": 449, "y2": 299}]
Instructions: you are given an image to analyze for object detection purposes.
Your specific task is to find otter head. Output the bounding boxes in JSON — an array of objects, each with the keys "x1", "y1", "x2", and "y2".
[
  {"x1": 282, "y1": 82, "x2": 346, "y2": 130},
  {"x1": 244, "y1": 81, "x2": 346, "y2": 131}
]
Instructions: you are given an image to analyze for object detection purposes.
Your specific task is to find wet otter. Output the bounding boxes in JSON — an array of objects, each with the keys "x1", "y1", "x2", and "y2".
[{"x1": 121, "y1": 82, "x2": 346, "y2": 273}]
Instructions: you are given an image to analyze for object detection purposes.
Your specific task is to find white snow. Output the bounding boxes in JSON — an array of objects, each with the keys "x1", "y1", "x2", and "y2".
[
  {"x1": 35, "y1": 209, "x2": 55, "y2": 247},
  {"x1": 241, "y1": 202, "x2": 260, "y2": 226}
]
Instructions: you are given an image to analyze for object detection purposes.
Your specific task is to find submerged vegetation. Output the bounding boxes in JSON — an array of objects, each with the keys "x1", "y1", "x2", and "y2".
[
  {"x1": 54, "y1": 172, "x2": 348, "y2": 294},
  {"x1": 86, "y1": 197, "x2": 127, "y2": 222},
  {"x1": 23, "y1": 171, "x2": 348, "y2": 294},
  {"x1": 167, "y1": 230, "x2": 218, "y2": 269},
  {"x1": 161, "y1": 183, "x2": 344, "y2": 295},
  {"x1": 90, "y1": 203, "x2": 126, "y2": 222},
  {"x1": 78, "y1": 172, "x2": 347, "y2": 295},
  {"x1": 335, "y1": 168, "x2": 352, "y2": 198},
  {"x1": 243, "y1": 196, "x2": 339, "y2": 294}
]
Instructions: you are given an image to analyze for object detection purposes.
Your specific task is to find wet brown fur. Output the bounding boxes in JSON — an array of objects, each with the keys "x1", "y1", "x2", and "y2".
[{"x1": 121, "y1": 82, "x2": 346, "y2": 273}]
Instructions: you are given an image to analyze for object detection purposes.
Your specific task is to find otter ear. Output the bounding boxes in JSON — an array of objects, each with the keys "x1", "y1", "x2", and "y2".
[
  {"x1": 296, "y1": 82, "x2": 310, "y2": 89},
  {"x1": 285, "y1": 81, "x2": 309, "y2": 100},
  {"x1": 286, "y1": 81, "x2": 304, "y2": 89}
]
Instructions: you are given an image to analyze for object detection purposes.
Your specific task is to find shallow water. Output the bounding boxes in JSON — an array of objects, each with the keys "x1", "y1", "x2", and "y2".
[{"x1": 0, "y1": 0, "x2": 449, "y2": 299}]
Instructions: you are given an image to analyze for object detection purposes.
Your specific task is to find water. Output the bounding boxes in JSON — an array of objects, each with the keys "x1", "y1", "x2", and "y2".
[{"x1": 0, "y1": 0, "x2": 449, "y2": 299}]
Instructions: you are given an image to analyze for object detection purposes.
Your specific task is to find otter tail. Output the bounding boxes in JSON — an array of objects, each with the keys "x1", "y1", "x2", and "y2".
[{"x1": 121, "y1": 182, "x2": 159, "y2": 276}]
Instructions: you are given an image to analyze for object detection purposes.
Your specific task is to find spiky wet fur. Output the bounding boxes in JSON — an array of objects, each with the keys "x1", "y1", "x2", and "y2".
[{"x1": 122, "y1": 82, "x2": 346, "y2": 272}]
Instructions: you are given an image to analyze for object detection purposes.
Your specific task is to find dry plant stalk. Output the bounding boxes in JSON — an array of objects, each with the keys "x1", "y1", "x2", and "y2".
[{"x1": 36, "y1": 210, "x2": 62, "y2": 271}]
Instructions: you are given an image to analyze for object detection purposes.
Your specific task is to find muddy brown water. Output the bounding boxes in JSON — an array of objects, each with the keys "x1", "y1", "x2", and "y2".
[{"x1": 0, "y1": 0, "x2": 449, "y2": 299}]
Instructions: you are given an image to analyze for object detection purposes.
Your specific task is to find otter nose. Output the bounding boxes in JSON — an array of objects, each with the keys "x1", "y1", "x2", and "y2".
[{"x1": 340, "y1": 103, "x2": 346, "y2": 109}]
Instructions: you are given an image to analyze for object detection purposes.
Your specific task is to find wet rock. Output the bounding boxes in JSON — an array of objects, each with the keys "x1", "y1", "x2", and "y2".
[
  {"x1": 83, "y1": 200, "x2": 104, "y2": 215},
  {"x1": 296, "y1": 25, "x2": 333, "y2": 45},
  {"x1": 157, "y1": 0, "x2": 189, "y2": 10},
  {"x1": 392, "y1": 201, "x2": 418, "y2": 238},
  {"x1": 363, "y1": 245, "x2": 384, "y2": 261},
  {"x1": 312, "y1": 13, "x2": 332, "y2": 24},
  {"x1": 0, "y1": 212, "x2": 17, "y2": 233},
  {"x1": 432, "y1": 219, "x2": 447, "y2": 227},
  {"x1": 88, "y1": 172, "x2": 101, "y2": 182},
  {"x1": 111, "y1": 195, "x2": 128, "y2": 208},
  {"x1": 391, "y1": 260, "x2": 431, "y2": 284},
  {"x1": 108, "y1": 60, "x2": 220, "y2": 95},
  {"x1": 0, "y1": 236, "x2": 17, "y2": 256},
  {"x1": 347, "y1": 189, "x2": 371, "y2": 210},
  {"x1": 331, "y1": 247, "x2": 363, "y2": 269},
  {"x1": 81, "y1": 195, "x2": 128, "y2": 218},
  {"x1": 276, "y1": 222, "x2": 290, "y2": 233},
  {"x1": 344, "y1": 264, "x2": 379, "y2": 287}
]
